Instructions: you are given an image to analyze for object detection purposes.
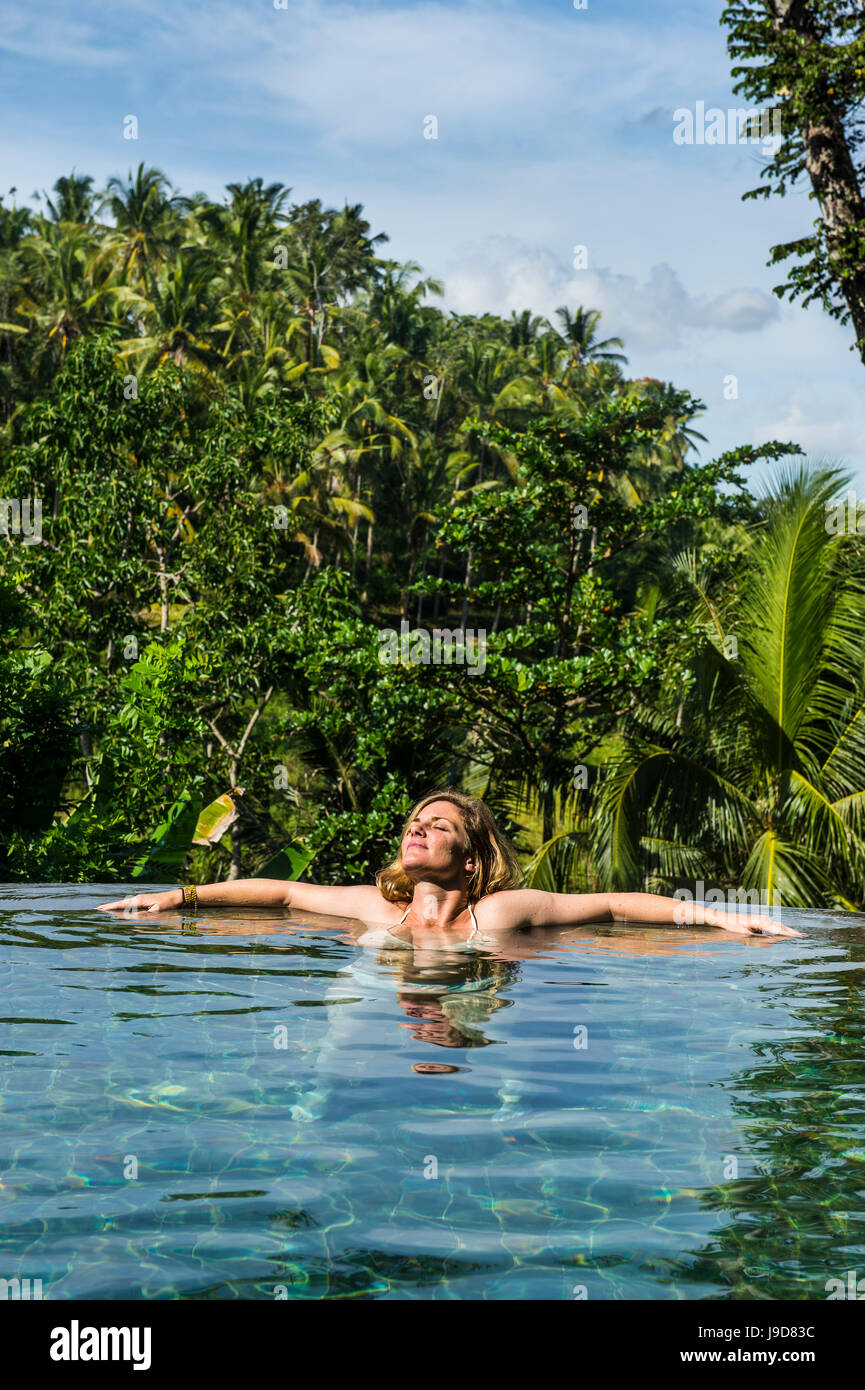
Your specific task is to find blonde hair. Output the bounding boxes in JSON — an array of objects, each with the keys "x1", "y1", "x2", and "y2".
[{"x1": 376, "y1": 790, "x2": 524, "y2": 904}]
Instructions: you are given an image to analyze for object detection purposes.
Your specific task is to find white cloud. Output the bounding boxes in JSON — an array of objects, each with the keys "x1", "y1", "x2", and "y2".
[
  {"x1": 442, "y1": 236, "x2": 779, "y2": 351},
  {"x1": 25, "y1": 0, "x2": 717, "y2": 154},
  {"x1": 5, "y1": 0, "x2": 865, "y2": 479},
  {"x1": 755, "y1": 392, "x2": 865, "y2": 462},
  {"x1": 0, "y1": 6, "x2": 126, "y2": 66},
  {"x1": 688, "y1": 287, "x2": 778, "y2": 332}
]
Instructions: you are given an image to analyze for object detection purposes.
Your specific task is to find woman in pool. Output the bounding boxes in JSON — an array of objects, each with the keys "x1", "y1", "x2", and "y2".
[{"x1": 98, "y1": 790, "x2": 801, "y2": 941}]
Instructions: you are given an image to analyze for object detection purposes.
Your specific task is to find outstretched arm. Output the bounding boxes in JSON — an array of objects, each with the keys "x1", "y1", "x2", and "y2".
[
  {"x1": 97, "y1": 880, "x2": 388, "y2": 918},
  {"x1": 608, "y1": 892, "x2": 801, "y2": 936},
  {"x1": 493, "y1": 889, "x2": 801, "y2": 937},
  {"x1": 97, "y1": 880, "x2": 290, "y2": 912}
]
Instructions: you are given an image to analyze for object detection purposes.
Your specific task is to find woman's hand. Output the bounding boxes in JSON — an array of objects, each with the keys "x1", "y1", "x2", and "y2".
[
  {"x1": 716, "y1": 912, "x2": 803, "y2": 938},
  {"x1": 97, "y1": 890, "x2": 184, "y2": 914}
]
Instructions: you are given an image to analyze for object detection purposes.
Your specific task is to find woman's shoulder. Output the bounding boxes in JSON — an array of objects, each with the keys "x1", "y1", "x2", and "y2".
[
  {"x1": 474, "y1": 888, "x2": 535, "y2": 929},
  {"x1": 362, "y1": 888, "x2": 411, "y2": 924}
]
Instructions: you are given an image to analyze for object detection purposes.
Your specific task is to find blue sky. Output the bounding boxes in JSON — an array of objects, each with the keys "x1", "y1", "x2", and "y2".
[{"x1": 2, "y1": 0, "x2": 863, "y2": 490}]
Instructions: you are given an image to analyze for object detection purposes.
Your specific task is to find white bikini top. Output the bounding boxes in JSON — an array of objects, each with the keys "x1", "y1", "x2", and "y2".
[
  {"x1": 356, "y1": 899, "x2": 488, "y2": 951},
  {"x1": 397, "y1": 900, "x2": 480, "y2": 938}
]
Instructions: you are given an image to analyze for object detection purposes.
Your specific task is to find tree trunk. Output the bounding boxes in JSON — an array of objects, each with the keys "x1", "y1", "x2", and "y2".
[
  {"x1": 227, "y1": 824, "x2": 243, "y2": 879},
  {"x1": 158, "y1": 570, "x2": 169, "y2": 632},
  {"x1": 351, "y1": 470, "x2": 361, "y2": 578},
  {"x1": 432, "y1": 544, "x2": 447, "y2": 621},
  {"x1": 80, "y1": 718, "x2": 94, "y2": 791},
  {"x1": 226, "y1": 762, "x2": 242, "y2": 879},
  {"x1": 460, "y1": 548, "x2": 473, "y2": 632},
  {"x1": 402, "y1": 533, "x2": 419, "y2": 622},
  {"x1": 771, "y1": 0, "x2": 865, "y2": 364},
  {"x1": 303, "y1": 528, "x2": 320, "y2": 582},
  {"x1": 415, "y1": 526, "x2": 429, "y2": 624}
]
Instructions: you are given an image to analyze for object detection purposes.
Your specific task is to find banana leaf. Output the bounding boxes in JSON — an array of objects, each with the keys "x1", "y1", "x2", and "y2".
[
  {"x1": 254, "y1": 842, "x2": 316, "y2": 881},
  {"x1": 192, "y1": 789, "x2": 243, "y2": 846},
  {"x1": 131, "y1": 790, "x2": 203, "y2": 880}
]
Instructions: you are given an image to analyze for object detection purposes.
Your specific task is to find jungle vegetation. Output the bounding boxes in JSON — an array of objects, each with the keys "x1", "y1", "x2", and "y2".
[{"x1": 2, "y1": 166, "x2": 864, "y2": 908}]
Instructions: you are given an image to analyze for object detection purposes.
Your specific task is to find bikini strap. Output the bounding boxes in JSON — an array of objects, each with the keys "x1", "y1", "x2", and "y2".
[{"x1": 399, "y1": 900, "x2": 479, "y2": 934}]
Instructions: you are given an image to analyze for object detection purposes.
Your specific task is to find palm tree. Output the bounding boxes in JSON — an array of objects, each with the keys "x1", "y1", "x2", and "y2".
[
  {"x1": 95, "y1": 164, "x2": 186, "y2": 284},
  {"x1": 554, "y1": 305, "x2": 628, "y2": 384},
  {"x1": 279, "y1": 199, "x2": 388, "y2": 365},
  {"x1": 508, "y1": 309, "x2": 549, "y2": 349},
  {"x1": 320, "y1": 345, "x2": 417, "y2": 570},
  {"x1": 42, "y1": 172, "x2": 96, "y2": 226},
  {"x1": 270, "y1": 447, "x2": 374, "y2": 579},
  {"x1": 528, "y1": 330, "x2": 570, "y2": 399},
  {"x1": 113, "y1": 246, "x2": 222, "y2": 374},
  {"x1": 565, "y1": 462, "x2": 865, "y2": 907},
  {"x1": 362, "y1": 259, "x2": 443, "y2": 354},
  {"x1": 198, "y1": 178, "x2": 292, "y2": 302},
  {"x1": 622, "y1": 377, "x2": 708, "y2": 478},
  {"x1": 0, "y1": 197, "x2": 35, "y2": 407},
  {"x1": 16, "y1": 219, "x2": 112, "y2": 362},
  {"x1": 451, "y1": 337, "x2": 533, "y2": 476},
  {"x1": 222, "y1": 297, "x2": 310, "y2": 410}
]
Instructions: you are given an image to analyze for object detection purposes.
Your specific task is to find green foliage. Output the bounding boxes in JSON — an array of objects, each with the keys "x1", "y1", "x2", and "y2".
[
  {"x1": 255, "y1": 842, "x2": 317, "y2": 881},
  {"x1": 130, "y1": 790, "x2": 203, "y2": 881},
  {"x1": 415, "y1": 413, "x2": 801, "y2": 842},
  {"x1": 1, "y1": 164, "x2": 858, "y2": 906},
  {"x1": 574, "y1": 463, "x2": 865, "y2": 907},
  {"x1": 0, "y1": 645, "x2": 76, "y2": 833},
  {"x1": 721, "y1": 0, "x2": 865, "y2": 355}
]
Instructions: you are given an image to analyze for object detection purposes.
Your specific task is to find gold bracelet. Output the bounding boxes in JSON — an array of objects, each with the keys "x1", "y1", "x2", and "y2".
[{"x1": 181, "y1": 884, "x2": 198, "y2": 912}]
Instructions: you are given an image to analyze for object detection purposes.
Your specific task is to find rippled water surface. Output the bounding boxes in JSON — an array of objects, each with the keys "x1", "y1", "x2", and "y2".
[{"x1": 1, "y1": 885, "x2": 863, "y2": 1300}]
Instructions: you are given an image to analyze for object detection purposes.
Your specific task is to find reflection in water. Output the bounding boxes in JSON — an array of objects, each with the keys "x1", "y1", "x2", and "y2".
[
  {"x1": 1, "y1": 887, "x2": 859, "y2": 1300},
  {"x1": 364, "y1": 937, "x2": 522, "y2": 1050},
  {"x1": 395, "y1": 957, "x2": 518, "y2": 1049},
  {"x1": 662, "y1": 921, "x2": 865, "y2": 1300},
  {"x1": 130, "y1": 909, "x2": 781, "y2": 1059}
]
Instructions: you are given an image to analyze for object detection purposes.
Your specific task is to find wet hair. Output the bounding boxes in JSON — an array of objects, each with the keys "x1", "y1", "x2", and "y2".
[{"x1": 376, "y1": 790, "x2": 524, "y2": 904}]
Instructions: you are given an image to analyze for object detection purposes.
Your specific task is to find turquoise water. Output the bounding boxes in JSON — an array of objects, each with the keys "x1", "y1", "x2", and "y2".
[{"x1": 1, "y1": 885, "x2": 863, "y2": 1300}]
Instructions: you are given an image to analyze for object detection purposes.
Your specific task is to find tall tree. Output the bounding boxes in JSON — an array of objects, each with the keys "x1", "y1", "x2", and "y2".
[
  {"x1": 722, "y1": 0, "x2": 865, "y2": 363},
  {"x1": 96, "y1": 163, "x2": 185, "y2": 284},
  {"x1": 42, "y1": 172, "x2": 96, "y2": 226},
  {"x1": 584, "y1": 463, "x2": 865, "y2": 908},
  {"x1": 554, "y1": 305, "x2": 628, "y2": 382}
]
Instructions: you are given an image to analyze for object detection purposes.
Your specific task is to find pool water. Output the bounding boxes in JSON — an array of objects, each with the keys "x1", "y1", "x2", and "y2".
[{"x1": 1, "y1": 885, "x2": 863, "y2": 1300}]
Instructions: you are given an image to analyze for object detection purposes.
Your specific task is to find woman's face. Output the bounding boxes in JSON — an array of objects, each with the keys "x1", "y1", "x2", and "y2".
[{"x1": 401, "y1": 800, "x2": 474, "y2": 882}]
